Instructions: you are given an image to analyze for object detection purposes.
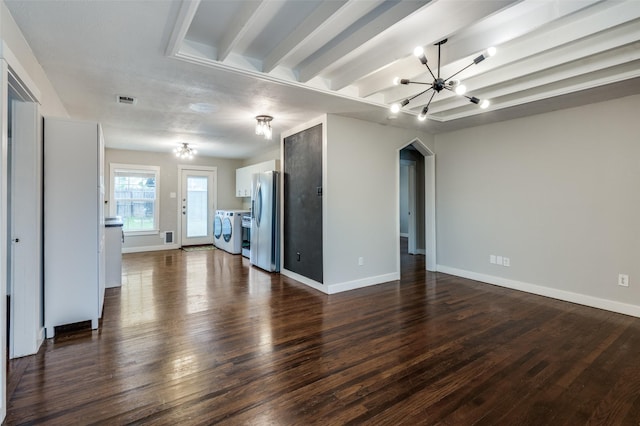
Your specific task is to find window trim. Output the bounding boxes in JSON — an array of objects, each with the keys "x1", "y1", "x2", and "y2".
[{"x1": 110, "y1": 163, "x2": 160, "y2": 235}]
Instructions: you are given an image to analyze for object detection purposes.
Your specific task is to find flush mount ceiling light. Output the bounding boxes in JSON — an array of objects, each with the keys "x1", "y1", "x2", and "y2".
[
  {"x1": 255, "y1": 115, "x2": 273, "y2": 140},
  {"x1": 174, "y1": 142, "x2": 197, "y2": 159},
  {"x1": 391, "y1": 39, "x2": 495, "y2": 121}
]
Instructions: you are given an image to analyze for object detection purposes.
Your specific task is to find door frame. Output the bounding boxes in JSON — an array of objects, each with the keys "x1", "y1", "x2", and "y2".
[
  {"x1": 176, "y1": 165, "x2": 217, "y2": 247},
  {"x1": 398, "y1": 138, "x2": 436, "y2": 271}
]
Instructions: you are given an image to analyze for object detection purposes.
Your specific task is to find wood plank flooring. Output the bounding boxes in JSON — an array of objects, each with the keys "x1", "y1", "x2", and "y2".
[{"x1": 6, "y1": 243, "x2": 640, "y2": 425}]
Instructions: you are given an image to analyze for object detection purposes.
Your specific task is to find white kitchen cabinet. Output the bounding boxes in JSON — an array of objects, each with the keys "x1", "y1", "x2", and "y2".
[
  {"x1": 236, "y1": 166, "x2": 252, "y2": 197},
  {"x1": 236, "y1": 160, "x2": 279, "y2": 197},
  {"x1": 44, "y1": 117, "x2": 105, "y2": 338}
]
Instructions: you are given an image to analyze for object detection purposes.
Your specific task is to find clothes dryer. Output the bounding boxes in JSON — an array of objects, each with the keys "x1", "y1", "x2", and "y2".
[
  {"x1": 218, "y1": 210, "x2": 249, "y2": 254},
  {"x1": 213, "y1": 210, "x2": 225, "y2": 249}
]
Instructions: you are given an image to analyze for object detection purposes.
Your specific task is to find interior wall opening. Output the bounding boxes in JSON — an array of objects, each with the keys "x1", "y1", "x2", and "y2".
[{"x1": 398, "y1": 139, "x2": 436, "y2": 275}]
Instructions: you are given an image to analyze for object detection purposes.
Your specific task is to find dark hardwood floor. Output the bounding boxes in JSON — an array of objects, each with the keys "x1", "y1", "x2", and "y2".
[{"x1": 6, "y1": 241, "x2": 640, "y2": 424}]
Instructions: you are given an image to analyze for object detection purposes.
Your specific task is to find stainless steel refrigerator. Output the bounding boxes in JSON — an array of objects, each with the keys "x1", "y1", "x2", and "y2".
[{"x1": 250, "y1": 171, "x2": 280, "y2": 272}]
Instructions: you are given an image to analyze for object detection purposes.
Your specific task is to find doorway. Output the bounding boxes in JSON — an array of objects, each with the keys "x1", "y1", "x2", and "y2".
[
  {"x1": 178, "y1": 166, "x2": 217, "y2": 246},
  {"x1": 399, "y1": 140, "x2": 436, "y2": 272}
]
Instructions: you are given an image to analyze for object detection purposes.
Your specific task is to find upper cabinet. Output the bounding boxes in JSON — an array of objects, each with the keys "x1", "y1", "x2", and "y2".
[{"x1": 236, "y1": 159, "x2": 279, "y2": 197}]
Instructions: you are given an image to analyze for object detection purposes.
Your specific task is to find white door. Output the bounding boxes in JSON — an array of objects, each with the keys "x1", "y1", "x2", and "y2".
[
  {"x1": 180, "y1": 168, "x2": 216, "y2": 246},
  {"x1": 9, "y1": 97, "x2": 40, "y2": 358}
]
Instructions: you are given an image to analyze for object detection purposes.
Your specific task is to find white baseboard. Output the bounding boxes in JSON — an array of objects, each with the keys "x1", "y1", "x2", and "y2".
[
  {"x1": 282, "y1": 269, "x2": 400, "y2": 295},
  {"x1": 281, "y1": 269, "x2": 327, "y2": 294},
  {"x1": 416, "y1": 248, "x2": 426, "y2": 255},
  {"x1": 436, "y1": 264, "x2": 640, "y2": 318},
  {"x1": 400, "y1": 233, "x2": 409, "y2": 238},
  {"x1": 327, "y1": 272, "x2": 400, "y2": 294},
  {"x1": 38, "y1": 327, "x2": 45, "y2": 347},
  {"x1": 122, "y1": 244, "x2": 180, "y2": 253}
]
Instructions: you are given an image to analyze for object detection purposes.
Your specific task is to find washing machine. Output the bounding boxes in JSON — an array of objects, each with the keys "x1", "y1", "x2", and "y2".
[
  {"x1": 218, "y1": 210, "x2": 249, "y2": 254},
  {"x1": 213, "y1": 210, "x2": 225, "y2": 249}
]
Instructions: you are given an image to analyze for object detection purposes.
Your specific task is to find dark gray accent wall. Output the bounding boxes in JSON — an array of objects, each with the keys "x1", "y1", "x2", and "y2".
[{"x1": 283, "y1": 124, "x2": 323, "y2": 283}]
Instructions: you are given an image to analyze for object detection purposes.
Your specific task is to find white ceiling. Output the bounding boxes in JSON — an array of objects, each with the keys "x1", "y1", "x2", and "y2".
[{"x1": 5, "y1": 0, "x2": 640, "y2": 159}]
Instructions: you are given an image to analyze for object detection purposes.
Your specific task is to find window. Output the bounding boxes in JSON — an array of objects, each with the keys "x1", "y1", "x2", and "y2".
[{"x1": 110, "y1": 164, "x2": 160, "y2": 234}]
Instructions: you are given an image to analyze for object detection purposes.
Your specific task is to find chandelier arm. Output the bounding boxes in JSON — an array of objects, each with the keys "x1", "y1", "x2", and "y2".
[
  {"x1": 444, "y1": 62, "x2": 475, "y2": 83},
  {"x1": 423, "y1": 63, "x2": 437, "y2": 81},
  {"x1": 425, "y1": 90, "x2": 437, "y2": 110},
  {"x1": 407, "y1": 87, "x2": 434, "y2": 103}
]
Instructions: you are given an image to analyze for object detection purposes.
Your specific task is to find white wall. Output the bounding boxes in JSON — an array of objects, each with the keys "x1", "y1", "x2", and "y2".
[
  {"x1": 105, "y1": 149, "x2": 243, "y2": 251},
  {"x1": 435, "y1": 94, "x2": 640, "y2": 316},
  {"x1": 323, "y1": 114, "x2": 434, "y2": 293},
  {"x1": 242, "y1": 145, "x2": 280, "y2": 167}
]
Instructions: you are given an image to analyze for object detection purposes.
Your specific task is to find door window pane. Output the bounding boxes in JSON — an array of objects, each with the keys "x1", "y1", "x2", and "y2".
[{"x1": 186, "y1": 176, "x2": 208, "y2": 238}]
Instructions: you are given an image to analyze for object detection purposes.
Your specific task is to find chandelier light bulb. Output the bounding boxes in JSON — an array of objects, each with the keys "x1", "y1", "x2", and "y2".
[
  {"x1": 455, "y1": 84, "x2": 467, "y2": 95},
  {"x1": 417, "y1": 106, "x2": 429, "y2": 121},
  {"x1": 480, "y1": 99, "x2": 490, "y2": 109},
  {"x1": 487, "y1": 46, "x2": 497, "y2": 57},
  {"x1": 393, "y1": 76, "x2": 400, "y2": 86},
  {"x1": 390, "y1": 103, "x2": 401, "y2": 114},
  {"x1": 413, "y1": 46, "x2": 424, "y2": 57}
]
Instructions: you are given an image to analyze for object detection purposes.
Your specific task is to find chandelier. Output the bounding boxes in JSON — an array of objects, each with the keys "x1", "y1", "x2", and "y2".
[
  {"x1": 255, "y1": 115, "x2": 273, "y2": 140},
  {"x1": 173, "y1": 142, "x2": 197, "y2": 159},
  {"x1": 390, "y1": 39, "x2": 496, "y2": 121}
]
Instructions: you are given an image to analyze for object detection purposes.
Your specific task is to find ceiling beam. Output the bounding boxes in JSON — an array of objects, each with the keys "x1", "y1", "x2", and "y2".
[
  {"x1": 275, "y1": 0, "x2": 386, "y2": 72},
  {"x1": 262, "y1": 0, "x2": 349, "y2": 73},
  {"x1": 217, "y1": 1, "x2": 269, "y2": 63},
  {"x1": 296, "y1": 0, "x2": 428, "y2": 83},
  {"x1": 165, "y1": 0, "x2": 201, "y2": 57}
]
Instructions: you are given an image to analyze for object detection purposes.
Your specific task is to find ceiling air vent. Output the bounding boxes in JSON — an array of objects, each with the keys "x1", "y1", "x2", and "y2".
[{"x1": 116, "y1": 95, "x2": 137, "y2": 105}]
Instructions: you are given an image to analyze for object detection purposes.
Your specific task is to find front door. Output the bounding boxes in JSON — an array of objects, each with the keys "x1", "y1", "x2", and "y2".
[{"x1": 180, "y1": 168, "x2": 216, "y2": 246}]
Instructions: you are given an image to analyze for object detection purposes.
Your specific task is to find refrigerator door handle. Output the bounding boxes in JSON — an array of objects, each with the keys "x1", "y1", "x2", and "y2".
[{"x1": 255, "y1": 182, "x2": 262, "y2": 228}]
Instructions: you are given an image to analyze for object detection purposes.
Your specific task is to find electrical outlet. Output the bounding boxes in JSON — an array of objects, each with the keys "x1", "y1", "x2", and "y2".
[
  {"x1": 503, "y1": 257, "x2": 510, "y2": 267},
  {"x1": 618, "y1": 274, "x2": 629, "y2": 287},
  {"x1": 490, "y1": 255, "x2": 496, "y2": 264},
  {"x1": 358, "y1": 257, "x2": 364, "y2": 266}
]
